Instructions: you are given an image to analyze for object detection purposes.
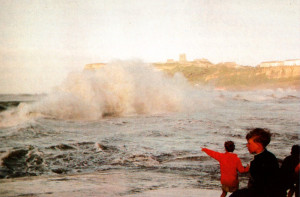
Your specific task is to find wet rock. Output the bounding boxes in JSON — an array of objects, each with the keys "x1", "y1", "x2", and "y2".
[
  {"x1": 0, "y1": 104, "x2": 6, "y2": 112},
  {"x1": 2, "y1": 149, "x2": 28, "y2": 169},
  {"x1": 50, "y1": 144, "x2": 75, "y2": 150},
  {"x1": 175, "y1": 156, "x2": 207, "y2": 161},
  {"x1": 0, "y1": 148, "x2": 47, "y2": 179},
  {"x1": 52, "y1": 168, "x2": 69, "y2": 174},
  {"x1": 0, "y1": 166, "x2": 12, "y2": 178},
  {"x1": 94, "y1": 142, "x2": 108, "y2": 152},
  {"x1": 154, "y1": 153, "x2": 175, "y2": 163}
]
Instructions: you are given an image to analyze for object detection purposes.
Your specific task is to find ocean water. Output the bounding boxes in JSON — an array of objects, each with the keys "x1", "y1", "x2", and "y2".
[{"x1": 0, "y1": 61, "x2": 299, "y2": 196}]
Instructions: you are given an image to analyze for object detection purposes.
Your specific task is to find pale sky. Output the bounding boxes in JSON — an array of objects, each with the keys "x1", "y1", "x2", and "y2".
[{"x1": 0, "y1": 0, "x2": 300, "y2": 94}]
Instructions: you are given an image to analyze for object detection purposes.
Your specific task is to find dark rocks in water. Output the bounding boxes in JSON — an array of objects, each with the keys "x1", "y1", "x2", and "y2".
[
  {"x1": 0, "y1": 166, "x2": 13, "y2": 178},
  {"x1": 1, "y1": 149, "x2": 31, "y2": 178},
  {"x1": 52, "y1": 168, "x2": 69, "y2": 174},
  {"x1": 0, "y1": 148, "x2": 46, "y2": 179},
  {"x1": 50, "y1": 144, "x2": 76, "y2": 150},
  {"x1": 154, "y1": 153, "x2": 175, "y2": 163},
  {"x1": 75, "y1": 142, "x2": 95, "y2": 146},
  {"x1": 0, "y1": 104, "x2": 6, "y2": 111},
  {"x1": 175, "y1": 156, "x2": 208, "y2": 161},
  {"x1": 26, "y1": 151, "x2": 44, "y2": 165},
  {"x1": 97, "y1": 144, "x2": 108, "y2": 150},
  {"x1": 94, "y1": 142, "x2": 109, "y2": 152},
  {"x1": 2, "y1": 149, "x2": 29, "y2": 169},
  {"x1": 0, "y1": 101, "x2": 20, "y2": 112}
]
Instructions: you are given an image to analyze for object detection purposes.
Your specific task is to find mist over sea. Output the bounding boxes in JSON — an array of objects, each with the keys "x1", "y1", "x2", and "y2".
[{"x1": 0, "y1": 61, "x2": 299, "y2": 196}]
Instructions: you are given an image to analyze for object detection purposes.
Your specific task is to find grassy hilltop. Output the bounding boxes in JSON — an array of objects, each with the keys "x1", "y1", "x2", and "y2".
[{"x1": 154, "y1": 62, "x2": 300, "y2": 90}]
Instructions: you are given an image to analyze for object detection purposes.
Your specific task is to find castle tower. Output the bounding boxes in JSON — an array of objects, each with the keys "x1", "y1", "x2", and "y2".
[{"x1": 179, "y1": 54, "x2": 187, "y2": 63}]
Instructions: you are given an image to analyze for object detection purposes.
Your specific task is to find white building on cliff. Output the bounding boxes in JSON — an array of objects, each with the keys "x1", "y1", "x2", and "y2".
[
  {"x1": 259, "y1": 59, "x2": 300, "y2": 67},
  {"x1": 284, "y1": 59, "x2": 300, "y2": 66}
]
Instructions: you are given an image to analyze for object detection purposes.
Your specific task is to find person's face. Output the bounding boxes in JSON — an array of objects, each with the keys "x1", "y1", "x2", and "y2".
[{"x1": 247, "y1": 138, "x2": 262, "y2": 154}]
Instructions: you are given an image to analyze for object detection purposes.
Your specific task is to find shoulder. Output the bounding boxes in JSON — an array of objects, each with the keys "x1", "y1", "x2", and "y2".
[
  {"x1": 282, "y1": 155, "x2": 299, "y2": 166},
  {"x1": 282, "y1": 155, "x2": 293, "y2": 163},
  {"x1": 226, "y1": 152, "x2": 240, "y2": 159},
  {"x1": 255, "y1": 150, "x2": 278, "y2": 162},
  {"x1": 265, "y1": 150, "x2": 277, "y2": 158},
  {"x1": 228, "y1": 152, "x2": 238, "y2": 157},
  {"x1": 263, "y1": 150, "x2": 279, "y2": 165}
]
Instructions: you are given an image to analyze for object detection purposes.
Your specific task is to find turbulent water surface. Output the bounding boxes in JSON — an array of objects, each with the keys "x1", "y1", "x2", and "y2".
[{"x1": 0, "y1": 62, "x2": 299, "y2": 196}]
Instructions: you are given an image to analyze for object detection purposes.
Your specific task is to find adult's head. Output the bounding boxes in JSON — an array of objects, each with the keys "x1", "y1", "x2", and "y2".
[
  {"x1": 224, "y1": 141, "x2": 235, "y2": 152},
  {"x1": 246, "y1": 128, "x2": 271, "y2": 154},
  {"x1": 291, "y1": 144, "x2": 300, "y2": 156}
]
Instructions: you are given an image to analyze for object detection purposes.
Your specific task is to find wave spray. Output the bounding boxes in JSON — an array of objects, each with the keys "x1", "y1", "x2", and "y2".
[{"x1": 0, "y1": 60, "x2": 198, "y2": 126}]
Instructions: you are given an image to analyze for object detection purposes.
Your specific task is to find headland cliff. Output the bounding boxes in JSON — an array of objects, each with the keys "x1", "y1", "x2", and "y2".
[
  {"x1": 154, "y1": 62, "x2": 300, "y2": 90},
  {"x1": 85, "y1": 62, "x2": 300, "y2": 90}
]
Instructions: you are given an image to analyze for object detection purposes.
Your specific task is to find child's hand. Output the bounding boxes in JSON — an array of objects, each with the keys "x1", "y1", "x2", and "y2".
[{"x1": 245, "y1": 164, "x2": 250, "y2": 172}]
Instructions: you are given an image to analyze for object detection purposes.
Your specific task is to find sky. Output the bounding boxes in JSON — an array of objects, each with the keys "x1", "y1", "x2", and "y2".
[{"x1": 0, "y1": 0, "x2": 300, "y2": 94}]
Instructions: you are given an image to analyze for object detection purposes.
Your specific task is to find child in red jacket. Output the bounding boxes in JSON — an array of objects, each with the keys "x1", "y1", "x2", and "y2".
[{"x1": 202, "y1": 141, "x2": 249, "y2": 197}]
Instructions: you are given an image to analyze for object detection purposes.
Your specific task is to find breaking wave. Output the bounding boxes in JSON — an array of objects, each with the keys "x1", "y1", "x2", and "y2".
[{"x1": 0, "y1": 60, "x2": 200, "y2": 127}]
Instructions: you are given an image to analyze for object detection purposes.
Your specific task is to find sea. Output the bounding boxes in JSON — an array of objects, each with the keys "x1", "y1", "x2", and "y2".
[{"x1": 0, "y1": 61, "x2": 299, "y2": 196}]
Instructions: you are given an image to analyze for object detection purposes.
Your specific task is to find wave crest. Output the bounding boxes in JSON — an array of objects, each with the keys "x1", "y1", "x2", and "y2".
[{"x1": 0, "y1": 60, "x2": 196, "y2": 125}]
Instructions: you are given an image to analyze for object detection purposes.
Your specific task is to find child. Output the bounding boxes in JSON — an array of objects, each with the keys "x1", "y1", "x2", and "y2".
[{"x1": 202, "y1": 141, "x2": 249, "y2": 197}]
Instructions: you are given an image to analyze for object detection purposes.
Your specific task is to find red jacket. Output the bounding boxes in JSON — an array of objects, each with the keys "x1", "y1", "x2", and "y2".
[{"x1": 202, "y1": 148, "x2": 249, "y2": 187}]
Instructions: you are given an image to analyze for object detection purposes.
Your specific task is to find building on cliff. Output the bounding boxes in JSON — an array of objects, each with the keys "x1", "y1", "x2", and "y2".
[
  {"x1": 84, "y1": 63, "x2": 106, "y2": 70},
  {"x1": 284, "y1": 59, "x2": 300, "y2": 66},
  {"x1": 259, "y1": 59, "x2": 300, "y2": 67},
  {"x1": 192, "y1": 58, "x2": 211, "y2": 64},
  {"x1": 179, "y1": 54, "x2": 187, "y2": 63},
  {"x1": 166, "y1": 59, "x2": 175, "y2": 63}
]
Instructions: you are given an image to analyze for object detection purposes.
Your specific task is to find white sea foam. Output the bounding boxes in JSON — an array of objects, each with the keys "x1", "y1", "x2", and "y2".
[{"x1": 36, "y1": 60, "x2": 200, "y2": 119}]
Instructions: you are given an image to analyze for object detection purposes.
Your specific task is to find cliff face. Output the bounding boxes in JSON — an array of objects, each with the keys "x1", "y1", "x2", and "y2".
[
  {"x1": 257, "y1": 66, "x2": 300, "y2": 79},
  {"x1": 84, "y1": 62, "x2": 300, "y2": 90},
  {"x1": 154, "y1": 63, "x2": 300, "y2": 90}
]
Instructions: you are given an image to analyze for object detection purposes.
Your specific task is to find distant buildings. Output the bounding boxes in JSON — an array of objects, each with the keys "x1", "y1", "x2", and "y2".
[
  {"x1": 166, "y1": 59, "x2": 175, "y2": 63},
  {"x1": 167, "y1": 54, "x2": 300, "y2": 68},
  {"x1": 84, "y1": 63, "x2": 106, "y2": 70},
  {"x1": 166, "y1": 54, "x2": 188, "y2": 64},
  {"x1": 166, "y1": 54, "x2": 211, "y2": 65},
  {"x1": 164, "y1": 54, "x2": 213, "y2": 68},
  {"x1": 284, "y1": 59, "x2": 300, "y2": 66},
  {"x1": 259, "y1": 59, "x2": 300, "y2": 67},
  {"x1": 193, "y1": 58, "x2": 210, "y2": 64},
  {"x1": 83, "y1": 55, "x2": 300, "y2": 71}
]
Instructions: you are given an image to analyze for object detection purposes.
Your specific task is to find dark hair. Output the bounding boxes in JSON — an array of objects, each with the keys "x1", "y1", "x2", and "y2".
[
  {"x1": 246, "y1": 128, "x2": 271, "y2": 148},
  {"x1": 291, "y1": 145, "x2": 300, "y2": 156},
  {"x1": 225, "y1": 141, "x2": 235, "y2": 152}
]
